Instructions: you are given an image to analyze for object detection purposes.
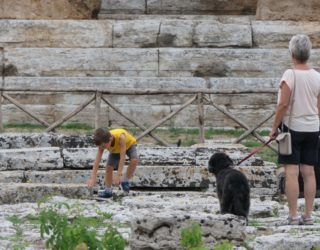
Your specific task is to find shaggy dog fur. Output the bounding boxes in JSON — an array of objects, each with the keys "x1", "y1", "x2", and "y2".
[{"x1": 208, "y1": 152, "x2": 250, "y2": 219}]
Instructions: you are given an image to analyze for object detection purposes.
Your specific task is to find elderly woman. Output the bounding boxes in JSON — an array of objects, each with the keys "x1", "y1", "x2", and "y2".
[{"x1": 270, "y1": 34, "x2": 320, "y2": 225}]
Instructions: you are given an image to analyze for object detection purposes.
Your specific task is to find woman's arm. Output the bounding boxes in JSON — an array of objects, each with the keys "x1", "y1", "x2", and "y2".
[{"x1": 270, "y1": 81, "x2": 292, "y2": 139}]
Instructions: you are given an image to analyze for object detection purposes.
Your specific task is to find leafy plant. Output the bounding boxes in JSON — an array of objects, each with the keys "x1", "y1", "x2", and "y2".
[
  {"x1": 38, "y1": 202, "x2": 124, "y2": 250},
  {"x1": 214, "y1": 241, "x2": 234, "y2": 250},
  {"x1": 181, "y1": 223, "x2": 206, "y2": 250}
]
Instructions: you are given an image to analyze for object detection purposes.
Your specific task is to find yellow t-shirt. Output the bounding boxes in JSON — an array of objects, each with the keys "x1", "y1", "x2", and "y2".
[{"x1": 109, "y1": 129, "x2": 137, "y2": 154}]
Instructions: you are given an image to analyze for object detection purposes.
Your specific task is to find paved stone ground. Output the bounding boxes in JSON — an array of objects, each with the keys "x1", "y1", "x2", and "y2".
[{"x1": 0, "y1": 191, "x2": 319, "y2": 249}]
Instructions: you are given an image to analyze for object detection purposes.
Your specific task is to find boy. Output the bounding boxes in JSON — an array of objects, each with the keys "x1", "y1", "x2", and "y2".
[{"x1": 87, "y1": 128, "x2": 138, "y2": 198}]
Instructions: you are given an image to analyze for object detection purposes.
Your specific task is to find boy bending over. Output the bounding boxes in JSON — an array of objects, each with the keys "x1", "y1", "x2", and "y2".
[{"x1": 87, "y1": 128, "x2": 138, "y2": 198}]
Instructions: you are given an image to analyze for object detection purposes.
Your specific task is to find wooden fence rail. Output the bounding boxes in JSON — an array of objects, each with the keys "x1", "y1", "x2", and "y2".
[{"x1": 0, "y1": 88, "x2": 277, "y2": 151}]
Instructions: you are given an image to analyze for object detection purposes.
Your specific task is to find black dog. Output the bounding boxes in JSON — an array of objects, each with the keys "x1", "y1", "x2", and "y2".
[{"x1": 208, "y1": 152, "x2": 250, "y2": 219}]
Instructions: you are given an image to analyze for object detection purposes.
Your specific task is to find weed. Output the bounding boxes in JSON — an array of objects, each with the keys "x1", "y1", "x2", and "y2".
[
  {"x1": 38, "y1": 201, "x2": 125, "y2": 250},
  {"x1": 181, "y1": 223, "x2": 206, "y2": 250},
  {"x1": 214, "y1": 241, "x2": 234, "y2": 250},
  {"x1": 248, "y1": 219, "x2": 262, "y2": 227}
]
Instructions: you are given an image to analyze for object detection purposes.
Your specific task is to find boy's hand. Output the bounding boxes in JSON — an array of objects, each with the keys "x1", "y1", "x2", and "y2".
[
  {"x1": 87, "y1": 178, "x2": 96, "y2": 188},
  {"x1": 114, "y1": 175, "x2": 121, "y2": 186}
]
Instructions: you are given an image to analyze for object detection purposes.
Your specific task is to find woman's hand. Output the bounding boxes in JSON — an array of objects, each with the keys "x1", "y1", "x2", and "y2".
[{"x1": 269, "y1": 128, "x2": 279, "y2": 140}]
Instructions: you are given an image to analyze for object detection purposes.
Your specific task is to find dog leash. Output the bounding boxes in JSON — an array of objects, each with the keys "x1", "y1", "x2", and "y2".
[{"x1": 236, "y1": 138, "x2": 274, "y2": 166}]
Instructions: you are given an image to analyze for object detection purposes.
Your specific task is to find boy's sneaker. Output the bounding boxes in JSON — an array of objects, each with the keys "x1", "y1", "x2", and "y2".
[
  {"x1": 121, "y1": 181, "x2": 130, "y2": 193},
  {"x1": 98, "y1": 189, "x2": 113, "y2": 199}
]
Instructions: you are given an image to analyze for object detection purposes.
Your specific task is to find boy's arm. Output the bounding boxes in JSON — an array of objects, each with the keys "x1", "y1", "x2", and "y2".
[
  {"x1": 87, "y1": 147, "x2": 104, "y2": 187},
  {"x1": 115, "y1": 134, "x2": 126, "y2": 185}
]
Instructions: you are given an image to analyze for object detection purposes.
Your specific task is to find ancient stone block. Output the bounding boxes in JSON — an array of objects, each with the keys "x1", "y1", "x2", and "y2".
[
  {"x1": 0, "y1": 183, "x2": 90, "y2": 204},
  {"x1": 0, "y1": 0, "x2": 101, "y2": 19},
  {"x1": 4, "y1": 48, "x2": 158, "y2": 77},
  {"x1": 252, "y1": 21, "x2": 320, "y2": 48},
  {"x1": 100, "y1": 0, "x2": 145, "y2": 14},
  {"x1": 0, "y1": 20, "x2": 112, "y2": 48},
  {"x1": 62, "y1": 148, "x2": 108, "y2": 169},
  {"x1": 130, "y1": 212, "x2": 246, "y2": 249},
  {"x1": 147, "y1": 0, "x2": 257, "y2": 14},
  {"x1": 113, "y1": 20, "x2": 160, "y2": 48},
  {"x1": 159, "y1": 20, "x2": 194, "y2": 47},
  {"x1": 256, "y1": 0, "x2": 320, "y2": 21},
  {"x1": 0, "y1": 147, "x2": 63, "y2": 171},
  {"x1": 193, "y1": 20, "x2": 252, "y2": 47},
  {"x1": 159, "y1": 48, "x2": 320, "y2": 77}
]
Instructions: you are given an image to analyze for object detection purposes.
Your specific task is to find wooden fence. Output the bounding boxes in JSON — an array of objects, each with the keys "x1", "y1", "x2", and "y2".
[{"x1": 0, "y1": 87, "x2": 277, "y2": 151}]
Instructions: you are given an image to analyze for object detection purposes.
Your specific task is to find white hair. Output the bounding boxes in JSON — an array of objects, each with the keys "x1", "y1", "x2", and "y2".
[{"x1": 289, "y1": 34, "x2": 312, "y2": 63}]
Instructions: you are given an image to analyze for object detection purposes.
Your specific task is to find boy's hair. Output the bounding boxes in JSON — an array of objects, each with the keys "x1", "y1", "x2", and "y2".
[{"x1": 93, "y1": 128, "x2": 112, "y2": 146}]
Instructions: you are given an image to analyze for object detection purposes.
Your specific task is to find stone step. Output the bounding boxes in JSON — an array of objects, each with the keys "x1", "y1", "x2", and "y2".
[
  {"x1": 0, "y1": 147, "x2": 63, "y2": 171},
  {"x1": 99, "y1": 0, "x2": 257, "y2": 15},
  {"x1": 3, "y1": 48, "x2": 320, "y2": 77},
  {"x1": 0, "y1": 183, "x2": 90, "y2": 205},
  {"x1": 0, "y1": 163, "x2": 278, "y2": 196},
  {"x1": 0, "y1": 144, "x2": 266, "y2": 168},
  {"x1": 1, "y1": 19, "x2": 320, "y2": 49}
]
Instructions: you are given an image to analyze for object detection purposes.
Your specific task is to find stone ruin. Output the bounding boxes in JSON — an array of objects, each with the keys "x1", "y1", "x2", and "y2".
[
  {"x1": 0, "y1": 133, "x2": 320, "y2": 249},
  {"x1": 1, "y1": 0, "x2": 320, "y2": 249}
]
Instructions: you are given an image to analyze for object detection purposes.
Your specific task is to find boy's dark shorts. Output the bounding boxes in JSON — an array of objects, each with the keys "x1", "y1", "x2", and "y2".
[
  {"x1": 278, "y1": 125, "x2": 319, "y2": 166},
  {"x1": 107, "y1": 145, "x2": 139, "y2": 170}
]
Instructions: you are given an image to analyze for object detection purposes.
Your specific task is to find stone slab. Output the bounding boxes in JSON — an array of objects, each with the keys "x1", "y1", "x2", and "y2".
[
  {"x1": 62, "y1": 148, "x2": 109, "y2": 169},
  {"x1": 4, "y1": 77, "x2": 207, "y2": 91},
  {"x1": 252, "y1": 21, "x2": 320, "y2": 48},
  {"x1": 146, "y1": 0, "x2": 257, "y2": 15},
  {"x1": 0, "y1": 0, "x2": 101, "y2": 19},
  {"x1": 130, "y1": 212, "x2": 246, "y2": 249},
  {"x1": 159, "y1": 48, "x2": 320, "y2": 77},
  {"x1": 100, "y1": 0, "x2": 146, "y2": 14},
  {"x1": 256, "y1": 0, "x2": 320, "y2": 21},
  {"x1": 6, "y1": 48, "x2": 320, "y2": 78},
  {"x1": 0, "y1": 20, "x2": 112, "y2": 48},
  {"x1": 193, "y1": 20, "x2": 252, "y2": 47},
  {"x1": 0, "y1": 183, "x2": 90, "y2": 204},
  {"x1": 252, "y1": 233, "x2": 320, "y2": 250},
  {"x1": 0, "y1": 147, "x2": 63, "y2": 171},
  {"x1": 4, "y1": 48, "x2": 158, "y2": 77},
  {"x1": 113, "y1": 20, "x2": 160, "y2": 48}
]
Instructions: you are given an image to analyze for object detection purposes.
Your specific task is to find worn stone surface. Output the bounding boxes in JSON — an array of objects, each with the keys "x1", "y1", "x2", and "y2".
[
  {"x1": 159, "y1": 48, "x2": 320, "y2": 77},
  {"x1": 100, "y1": 0, "x2": 257, "y2": 14},
  {"x1": 130, "y1": 212, "x2": 246, "y2": 249},
  {"x1": 0, "y1": 20, "x2": 112, "y2": 48},
  {"x1": 6, "y1": 48, "x2": 320, "y2": 78},
  {"x1": 252, "y1": 21, "x2": 320, "y2": 48},
  {"x1": 4, "y1": 48, "x2": 158, "y2": 77},
  {"x1": 256, "y1": 0, "x2": 320, "y2": 21},
  {"x1": 0, "y1": 195, "x2": 319, "y2": 249},
  {"x1": 0, "y1": 0, "x2": 101, "y2": 19},
  {"x1": 193, "y1": 20, "x2": 252, "y2": 47},
  {"x1": 0, "y1": 147, "x2": 63, "y2": 171},
  {"x1": 252, "y1": 233, "x2": 320, "y2": 250},
  {"x1": 0, "y1": 184, "x2": 90, "y2": 204},
  {"x1": 63, "y1": 148, "x2": 108, "y2": 169},
  {"x1": 113, "y1": 20, "x2": 160, "y2": 48},
  {"x1": 100, "y1": 0, "x2": 146, "y2": 14},
  {"x1": 0, "y1": 133, "x2": 94, "y2": 149}
]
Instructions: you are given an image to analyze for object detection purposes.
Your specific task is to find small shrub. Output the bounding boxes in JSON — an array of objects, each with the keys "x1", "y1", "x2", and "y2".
[{"x1": 181, "y1": 223, "x2": 206, "y2": 250}]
